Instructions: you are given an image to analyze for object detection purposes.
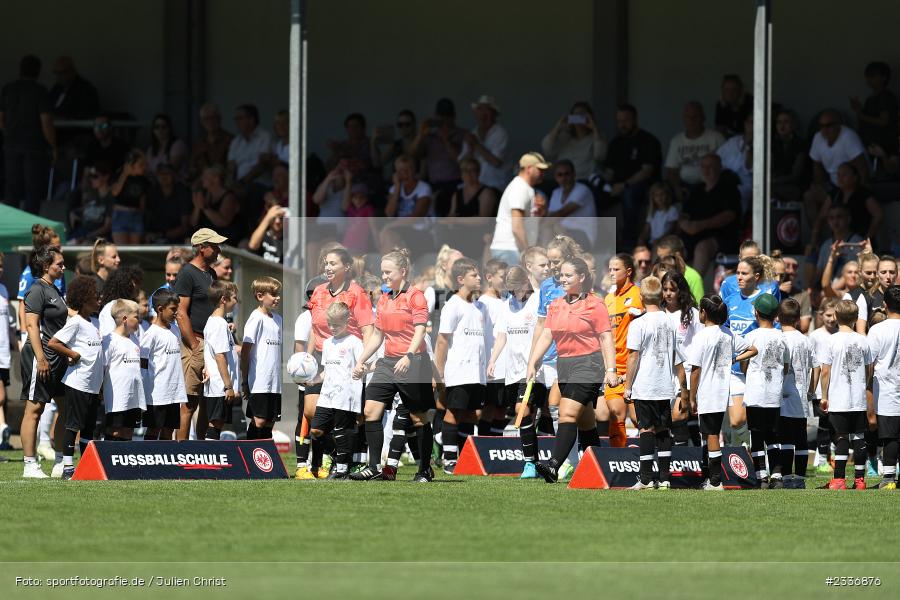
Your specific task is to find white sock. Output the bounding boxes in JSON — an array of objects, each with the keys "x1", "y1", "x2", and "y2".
[
  {"x1": 63, "y1": 456, "x2": 74, "y2": 466},
  {"x1": 23, "y1": 456, "x2": 37, "y2": 465}
]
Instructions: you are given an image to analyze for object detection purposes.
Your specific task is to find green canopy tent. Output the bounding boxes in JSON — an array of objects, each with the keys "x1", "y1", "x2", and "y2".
[{"x1": 0, "y1": 204, "x2": 66, "y2": 253}]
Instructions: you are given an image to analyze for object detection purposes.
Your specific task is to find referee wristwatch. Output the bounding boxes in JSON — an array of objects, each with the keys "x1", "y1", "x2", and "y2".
[
  {"x1": 606, "y1": 368, "x2": 616, "y2": 373},
  {"x1": 406, "y1": 352, "x2": 416, "y2": 361}
]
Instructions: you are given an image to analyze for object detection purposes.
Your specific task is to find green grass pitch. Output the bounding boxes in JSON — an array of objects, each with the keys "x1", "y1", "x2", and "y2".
[{"x1": 0, "y1": 451, "x2": 898, "y2": 599}]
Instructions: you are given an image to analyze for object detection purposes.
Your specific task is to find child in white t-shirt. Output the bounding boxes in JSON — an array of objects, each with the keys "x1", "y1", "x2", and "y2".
[
  {"x1": 777, "y1": 298, "x2": 819, "y2": 488},
  {"x1": 740, "y1": 294, "x2": 789, "y2": 487},
  {"x1": 140, "y1": 289, "x2": 185, "y2": 440},
  {"x1": 866, "y1": 286, "x2": 900, "y2": 489},
  {"x1": 203, "y1": 281, "x2": 240, "y2": 441},
  {"x1": 435, "y1": 258, "x2": 491, "y2": 471},
  {"x1": 623, "y1": 277, "x2": 686, "y2": 490},
  {"x1": 101, "y1": 299, "x2": 146, "y2": 441},
  {"x1": 638, "y1": 182, "x2": 679, "y2": 246},
  {"x1": 240, "y1": 277, "x2": 284, "y2": 441},
  {"x1": 47, "y1": 276, "x2": 103, "y2": 479},
  {"x1": 820, "y1": 299, "x2": 874, "y2": 490},
  {"x1": 809, "y1": 297, "x2": 839, "y2": 472},
  {"x1": 687, "y1": 295, "x2": 755, "y2": 490},
  {"x1": 310, "y1": 302, "x2": 364, "y2": 478},
  {"x1": 478, "y1": 258, "x2": 508, "y2": 437}
]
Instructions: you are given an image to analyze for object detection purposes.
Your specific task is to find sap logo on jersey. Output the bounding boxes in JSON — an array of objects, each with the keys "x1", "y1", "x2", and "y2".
[
  {"x1": 608, "y1": 460, "x2": 702, "y2": 473},
  {"x1": 487, "y1": 449, "x2": 552, "y2": 461},
  {"x1": 110, "y1": 453, "x2": 231, "y2": 467}
]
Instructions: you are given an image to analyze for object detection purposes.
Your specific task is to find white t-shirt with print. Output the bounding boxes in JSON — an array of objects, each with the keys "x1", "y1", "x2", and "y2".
[
  {"x1": 204, "y1": 315, "x2": 240, "y2": 398},
  {"x1": 438, "y1": 294, "x2": 490, "y2": 387},
  {"x1": 664, "y1": 128, "x2": 726, "y2": 185},
  {"x1": 686, "y1": 325, "x2": 750, "y2": 414},
  {"x1": 99, "y1": 300, "x2": 140, "y2": 345},
  {"x1": 294, "y1": 310, "x2": 312, "y2": 345},
  {"x1": 54, "y1": 314, "x2": 104, "y2": 394},
  {"x1": 626, "y1": 310, "x2": 682, "y2": 401},
  {"x1": 667, "y1": 307, "x2": 702, "y2": 392},
  {"x1": 742, "y1": 328, "x2": 789, "y2": 408},
  {"x1": 809, "y1": 126, "x2": 865, "y2": 185},
  {"x1": 820, "y1": 330, "x2": 872, "y2": 412},
  {"x1": 867, "y1": 319, "x2": 900, "y2": 416},
  {"x1": 318, "y1": 334, "x2": 364, "y2": 412},
  {"x1": 495, "y1": 293, "x2": 539, "y2": 385},
  {"x1": 548, "y1": 182, "x2": 597, "y2": 245},
  {"x1": 102, "y1": 332, "x2": 146, "y2": 413},
  {"x1": 140, "y1": 322, "x2": 186, "y2": 406},
  {"x1": 809, "y1": 326, "x2": 834, "y2": 399},
  {"x1": 242, "y1": 309, "x2": 283, "y2": 394},
  {"x1": 491, "y1": 176, "x2": 537, "y2": 253},
  {"x1": 781, "y1": 330, "x2": 818, "y2": 418},
  {"x1": 478, "y1": 294, "x2": 506, "y2": 382}
]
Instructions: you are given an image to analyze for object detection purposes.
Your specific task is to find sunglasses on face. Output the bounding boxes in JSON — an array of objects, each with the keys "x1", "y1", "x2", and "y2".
[{"x1": 637, "y1": 259, "x2": 651, "y2": 266}]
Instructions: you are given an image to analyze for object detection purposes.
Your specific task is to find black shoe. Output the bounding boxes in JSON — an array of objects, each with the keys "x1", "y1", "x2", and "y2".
[
  {"x1": 413, "y1": 466, "x2": 434, "y2": 482},
  {"x1": 769, "y1": 477, "x2": 784, "y2": 489},
  {"x1": 381, "y1": 465, "x2": 397, "y2": 481},
  {"x1": 758, "y1": 477, "x2": 771, "y2": 489},
  {"x1": 327, "y1": 469, "x2": 349, "y2": 480},
  {"x1": 535, "y1": 461, "x2": 559, "y2": 484},
  {"x1": 349, "y1": 465, "x2": 383, "y2": 481}
]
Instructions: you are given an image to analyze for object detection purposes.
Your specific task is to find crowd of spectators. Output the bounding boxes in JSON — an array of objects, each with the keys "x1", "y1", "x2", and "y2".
[{"x1": 1, "y1": 54, "x2": 899, "y2": 299}]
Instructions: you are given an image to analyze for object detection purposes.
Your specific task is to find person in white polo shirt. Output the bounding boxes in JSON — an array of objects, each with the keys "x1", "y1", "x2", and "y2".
[{"x1": 490, "y1": 152, "x2": 550, "y2": 265}]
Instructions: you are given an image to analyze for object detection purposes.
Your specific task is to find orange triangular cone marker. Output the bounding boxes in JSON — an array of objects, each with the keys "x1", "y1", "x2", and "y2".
[
  {"x1": 453, "y1": 436, "x2": 487, "y2": 475},
  {"x1": 71, "y1": 441, "x2": 108, "y2": 480},
  {"x1": 567, "y1": 447, "x2": 609, "y2": 489}
]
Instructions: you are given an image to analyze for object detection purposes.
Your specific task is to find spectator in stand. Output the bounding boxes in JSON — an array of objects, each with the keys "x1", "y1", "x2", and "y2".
[
  {"x1": 815, "y1": 204, "x2": 865, "y2": 284},
  {"x1": 772, "y1": 109, "x2": 807, "y2": 202},
  {"x1": 0, "y1": 55, "x2": 56, "y2": 215},
  {"x1": 632, "y1": 246, "x2": 652, "y2": 284},
  {"x1": 665, "y1": 102, "x2": 725, "y2": 202},
  {"x1": 411, "y1": 99, "x2": 465, "y2": 215},
  {"x1": 371, "y1": 109, "x2": 417, "y2": 178},
  {"x1": 546, "y1": 160, "x2": 597, "y2": 250},
  {"x1": 312, "y1": 162, "x2": 350, "y2": 244},
  {"x1": 228, "y1": 104, "x2": 274, "y2": 190},
  {"x1": 654, "y1": 235, "x2": 704, "y2": 303},
  {"x1": 637, "y1": 182, "x2": 679, "y2": 248},
  {"x1": 813, "y1": 162, "x2": 882, "y2": 246},
  {"x1": 84, "y1": 114, "x2": 129, "y2": 173},
  {"x1": 110, "y1": 149, "x2": 150, "y2": 245},
  {"x1": 48, "y1": 56, "x2": 99, "y2": 119},
  {"x1": 190, "y1": 165, "x2": 241, "y2": 242},
  {"x1": 341, "y1": 181, "x2": 375, "y2": 254},
  {"x1": 272, "y1": 109, "x2": 290, "y2": 164},
  {"x1": 263, "y1": 161, "x2": 289, "y2": 210},
  {"x1": 441, "y1": 158, "x2": 497, "y2": 260},
  {"x1": 851, "y1": 61, "x2": 899, "y2": 157},
  {"x1": 459, "y1": 95, "x2": 509, "y2": 191},
  {"x1": 380, "y1": 154, "x2": 434, "y2": 253},
  {"x1": 489, "y1": 153, "x2": 549, "y2": 265},
  {"x1": 248, "y1": 200, "x2": 285, "y2": 264},
  {"x1": 714, "y1": 74, "x2": 753, "y2": 138},
  {"x1": 326, "y1": 113, "x2": 376, "y2": 189},
  {"x1": 677, "y1": 154, "x2": 741, "y2": 279},
  {"x1": 717, "y1": 114, "x2": 753, "y2": 213},
  {"x1": 541, "y1": 101, "x2": 607, "y2": 182},
  {"x1": 804, "y1": 109, "x2": 868, "y2": 237},
  {"x1": 145, "y1": 163, "x2": 191, "y2": 244},
  {"x1": 146, "y1": 114, "x2": 188, "y2": 181},
  {"x1": 69, "y1": 161, "x2": 113, "y2": 243},
  {"x1": 190, "y1": 102, "x2": 234, "y2": 181},
  {"x1": 603, "y1": 104, "x2": 662, "y2": 248}
]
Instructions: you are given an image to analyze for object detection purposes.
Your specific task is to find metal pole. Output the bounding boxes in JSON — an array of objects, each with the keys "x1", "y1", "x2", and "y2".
[
  {"x1": 752, "y1": 0, "x2": 773, "y2": 251},
  {"x1": 288, "y1": 0, "x2": 305, "y2": 272}
]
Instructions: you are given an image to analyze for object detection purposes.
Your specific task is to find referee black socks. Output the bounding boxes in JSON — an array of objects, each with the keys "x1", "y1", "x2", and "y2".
[
  {"x1": 364, "y1": 421, "x2": 384, "y2": 468},
  {"x1": 552, "y1": 423, "x2": 577, "y2": 465},
  {"x1": 519, "y1": 415, "x2": 537, "y2": 462}
]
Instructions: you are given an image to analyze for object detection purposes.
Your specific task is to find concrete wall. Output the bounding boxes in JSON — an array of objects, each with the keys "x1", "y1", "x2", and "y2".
[{"x1": 628, "y1": 0, "x2": 900, "y2": 149}]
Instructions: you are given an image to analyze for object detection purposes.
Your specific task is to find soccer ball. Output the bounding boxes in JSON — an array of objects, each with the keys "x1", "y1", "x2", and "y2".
[{"x1": 287, "y1": 352, "x2": 318, "y2": 384}]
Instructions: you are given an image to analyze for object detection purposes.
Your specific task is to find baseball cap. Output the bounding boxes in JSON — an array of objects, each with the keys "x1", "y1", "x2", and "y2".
[
  {"x1": 191, "y1": 228, "x2": 227, "y2": 245},
  {"x1": 519, "y1": 152, "x2": 551, "y2": 170},
  {"x1": 752, "y1": 293, "x2": 779, "y2": 316}
]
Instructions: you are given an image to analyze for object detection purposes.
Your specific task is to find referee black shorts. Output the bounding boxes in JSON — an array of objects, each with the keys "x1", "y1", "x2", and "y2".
[
  {"x1": 556, "y1": 353, "x2": 602, "y2": 406},
  {"x1": 366, "y1": 354, "x2": 435, "y2": 414},
  {"x1": 64, "y1": 385, "x2": 100, "y2": 432}
]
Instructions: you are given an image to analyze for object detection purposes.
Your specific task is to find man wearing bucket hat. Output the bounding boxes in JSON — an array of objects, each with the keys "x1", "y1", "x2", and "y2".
[
  {"x1": 173, "y1": 227, "x2": 227, "y2": 440},
  {"x1": 459, "y1": 95, "x2": 509, "y2": 190},
  {"x1": 489, "y1": 152, "x2": 551, "y2": 265}
]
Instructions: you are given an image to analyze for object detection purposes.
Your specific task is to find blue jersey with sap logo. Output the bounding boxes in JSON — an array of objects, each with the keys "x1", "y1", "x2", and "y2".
[
  {"x1": 724, "y1": 287, "x2": 781, "y2": 374},
  {"x1": 537, "y1": 277, "x2": 565, "y2": 365},
  {"x1": 17, "y1": 265, "x2": 66, "y2": 300}
]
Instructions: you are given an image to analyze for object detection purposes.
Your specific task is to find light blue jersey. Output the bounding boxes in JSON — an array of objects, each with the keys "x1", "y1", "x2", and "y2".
[{"x1": 537, "y1": 277, "x2": 565, "y2": 365}]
